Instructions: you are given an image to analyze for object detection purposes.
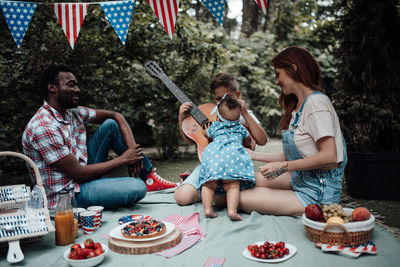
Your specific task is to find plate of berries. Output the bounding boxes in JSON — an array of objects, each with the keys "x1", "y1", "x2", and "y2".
[{"x1": 242, "y1": 241, "x2": 297, "y2": 263}]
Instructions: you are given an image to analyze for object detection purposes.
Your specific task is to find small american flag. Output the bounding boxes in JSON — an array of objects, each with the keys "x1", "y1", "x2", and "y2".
[
  {"x1": 147, "y1": 0, "x2": 179, "y2": 39},
  {"x1": 203, "y1": 256, "x2": 226, "y2": 267},
  {"x1": 255, "y1": 0, "x2": 268, "y2": 14},
  {"x1": 52, "y1": 3, "x2": 90, "y2": 49}
]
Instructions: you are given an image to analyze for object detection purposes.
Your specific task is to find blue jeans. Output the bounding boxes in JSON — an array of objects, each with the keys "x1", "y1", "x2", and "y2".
[{"x1": 75, "y1": 119, "x2": 149, "y2": 209}]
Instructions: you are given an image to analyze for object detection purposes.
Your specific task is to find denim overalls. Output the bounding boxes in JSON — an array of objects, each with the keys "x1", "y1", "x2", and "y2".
[{"x1": 282, "y1": 92, "x2": 348, "y2": 207}]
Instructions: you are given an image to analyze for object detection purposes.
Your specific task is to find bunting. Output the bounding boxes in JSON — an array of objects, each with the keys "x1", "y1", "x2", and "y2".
[
  {"x1": 0, "y1": 1, "x2": 38, "y2": 48},
  {"x1": 255, "y1": 0, "x2": 268, "y2": 14},
  {"x1": 99, "y1": 0, "x2": 135, "y2": 45},
  {"x1": 147, "y1": 0, "x2": 179, "y2": 39},
  {"x1": 52, "y1": 2, "x2": 90, "y2": 49},
  {"x1": 201, "y1": 0, "x2": 225, "y2": 25}
]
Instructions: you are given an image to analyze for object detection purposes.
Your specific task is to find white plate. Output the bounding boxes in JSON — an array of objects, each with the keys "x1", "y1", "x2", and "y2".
[
  {"x1": 109, "y1": 221, "x2": 175, "y2": 242},
  {"x1": 242, "y1": 241, "x2": 297, "y2": 263}
]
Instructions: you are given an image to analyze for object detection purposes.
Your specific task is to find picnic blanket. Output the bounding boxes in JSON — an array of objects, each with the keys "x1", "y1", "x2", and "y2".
[{"x1": 1, "y1": 192, "x2": 400, "y2": 266}]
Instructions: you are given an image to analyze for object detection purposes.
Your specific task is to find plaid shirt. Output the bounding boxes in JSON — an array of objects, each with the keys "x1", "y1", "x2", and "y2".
[{"x1": 22, "y1": 101, "x2": 96, "y2": 209}]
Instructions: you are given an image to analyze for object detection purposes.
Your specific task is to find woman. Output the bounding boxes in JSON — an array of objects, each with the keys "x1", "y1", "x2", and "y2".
[{"x1": 239, "y1": 46, "x2": 347, "y2": 216}]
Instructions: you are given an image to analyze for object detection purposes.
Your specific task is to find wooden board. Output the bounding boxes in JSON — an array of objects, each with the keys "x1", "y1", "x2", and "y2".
[{"x1": 108, "y1": 227, "x2": 181, "y2": 254}]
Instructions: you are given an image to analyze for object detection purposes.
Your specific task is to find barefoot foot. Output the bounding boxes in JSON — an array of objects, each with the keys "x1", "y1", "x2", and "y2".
[
  {"x1": 228, "y1": 209, "x2": 242, "y2": 221},
  {"x1": 204, "y1": 207, "x2": 218, "y2": 218}
]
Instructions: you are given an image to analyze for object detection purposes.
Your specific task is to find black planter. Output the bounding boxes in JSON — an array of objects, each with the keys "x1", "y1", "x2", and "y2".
[{"x1": 345, "y1": 152, "x2": 400, "y2": 200}]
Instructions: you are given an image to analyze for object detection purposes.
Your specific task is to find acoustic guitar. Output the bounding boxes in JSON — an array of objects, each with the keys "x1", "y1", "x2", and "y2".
[{"x1": 145, "y1": 61, "x2": 256, "y2": 161}]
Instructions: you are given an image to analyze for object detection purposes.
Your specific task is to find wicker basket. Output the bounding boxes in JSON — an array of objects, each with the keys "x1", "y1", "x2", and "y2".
[
  {"x1": 0, "y1": 151, "x2": 54, "y2": 243},
  {"x1": 302, "y1": 208, "x2": 374, "y2": 246}
]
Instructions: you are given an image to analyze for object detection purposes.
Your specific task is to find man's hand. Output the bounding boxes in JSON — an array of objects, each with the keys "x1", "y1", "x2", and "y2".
[
  {"x1": 122, "y1": 144, "x2": 144, "y2": 177},
  {"x1": 179, "y1": 102, "x2": 193, "y2": 122}
]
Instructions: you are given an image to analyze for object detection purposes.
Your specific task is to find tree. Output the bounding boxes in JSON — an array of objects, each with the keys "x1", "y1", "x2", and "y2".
[{"x1": 241, "y1": 0, "x2": 260, "y2": 37}]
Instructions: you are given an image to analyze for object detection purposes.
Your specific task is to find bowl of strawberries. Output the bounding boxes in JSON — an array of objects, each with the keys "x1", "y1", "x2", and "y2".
[{"x1": 63, "y1": 238, "x2": 108, "y2": 267}]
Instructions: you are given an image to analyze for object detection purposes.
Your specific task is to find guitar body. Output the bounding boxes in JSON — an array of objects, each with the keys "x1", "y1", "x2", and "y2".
[
  {"x1": 182, "y1": 103, "x2": 216, "y2": 161},
  {"x1": 144, "y1": 61, "x2": 256, "y2": 162}
]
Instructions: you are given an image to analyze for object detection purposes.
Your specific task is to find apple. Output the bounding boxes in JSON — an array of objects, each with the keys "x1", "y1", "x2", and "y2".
[
  {"x1": 305, "y1": 204, "x2": 324, "y2": 221},
  {"x1": 352, "y1": 207, "x2": 371, "y2": 221}
]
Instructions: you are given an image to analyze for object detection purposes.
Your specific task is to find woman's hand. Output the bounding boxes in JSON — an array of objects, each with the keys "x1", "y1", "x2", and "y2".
[
  {"x1": 237, "y1": 97, "x2": 247, "y2": 115},
  {"x1": 259, "y1": 161, "x2": 289, "y2": 180}
]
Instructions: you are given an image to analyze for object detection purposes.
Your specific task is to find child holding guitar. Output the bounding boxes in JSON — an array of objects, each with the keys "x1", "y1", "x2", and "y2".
[
  {"x1": 199, "y1": 95, "x2": 256, "y2": 221},
  {"x1": 174, "y1": 73, "x2": 268, "y2": 207}
]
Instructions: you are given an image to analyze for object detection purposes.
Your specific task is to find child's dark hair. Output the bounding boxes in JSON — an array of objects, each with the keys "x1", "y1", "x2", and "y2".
[
  {"x1": 220, "y1": 95, "x2": 240, "y2": 110},
  {"x1": 40, "y1": 65, "x2": 73, "y2": 99},
  {"x1": 210, "y1": 73, "x2": 238, "y2": 93}
]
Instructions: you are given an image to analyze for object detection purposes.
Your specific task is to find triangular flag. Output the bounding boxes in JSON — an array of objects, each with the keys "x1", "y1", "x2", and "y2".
[
  {"x1": 52, "y1": 3, "x2": 90, "y2": 49},
  {"x1": 147, "y1": 0, "x2": 179, "y2": 39},
  {"x1": 99, "y1": 0, "x2": 135, "y2": 45},
  {"x1": 201, "y1": 0, "x2": 225, "y2": 25},
  {"x1": 255, "y1": 0, "x2": 268, "y2": 15},
  {"x1": 0, "y1": 1, "x2": 38, "y2": 48}
]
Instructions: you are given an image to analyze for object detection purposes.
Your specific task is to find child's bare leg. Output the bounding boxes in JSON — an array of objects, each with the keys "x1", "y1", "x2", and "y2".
[
  {"x1": 222, "y1": 180, "x2": 242, "y2": 221},
  {"x1": 201, "y1": 181, "x2": 218, "y2": 218}
]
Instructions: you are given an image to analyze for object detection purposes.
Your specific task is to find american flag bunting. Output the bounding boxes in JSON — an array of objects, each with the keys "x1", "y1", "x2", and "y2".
[
  {"x1": 147, "y1": 0, "x2": 179, "y2": 39},
  {"x1": 201, "y1": 0, "x2": 225, "y2": 25},
  {"x1": 0, "y1": 1, "x2": 38, "y2": 48},
  {"x1": 52, "y1": 2, "x2": 90, "y2": 49},
  {"x1": 99, "y1": 0, "x2": 135, "y2": 45},
  {"x1": 255, "y1": 0, "x2": 268, "y2": 14}
]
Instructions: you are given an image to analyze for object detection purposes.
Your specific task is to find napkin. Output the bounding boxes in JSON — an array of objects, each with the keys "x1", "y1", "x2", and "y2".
[{"x1": 155, "y1": 212, "x2": 206, "y2": 258}]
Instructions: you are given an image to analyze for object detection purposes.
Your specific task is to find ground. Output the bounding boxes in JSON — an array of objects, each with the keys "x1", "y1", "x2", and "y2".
[{"x1": 108, "y1": 139, "x2": 400, "y2": 241}]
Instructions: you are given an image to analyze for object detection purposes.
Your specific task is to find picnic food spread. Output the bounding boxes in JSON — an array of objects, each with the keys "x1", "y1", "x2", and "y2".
[
  {"x1": 305, "y1": 203, "x2": 371, "y2": 223},
  {"x1": 121, "y1": 219, "x2": 166, "y2": 239},
  {"x1": 247, "y1": 241, "x2": 289, "y2": 259},
  {"x1": 68, "y1": 238, "x2": 104, "y2": 260}
]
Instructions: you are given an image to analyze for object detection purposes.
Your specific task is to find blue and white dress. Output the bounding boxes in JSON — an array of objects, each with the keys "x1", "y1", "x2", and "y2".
[{"x1": 199, "y1": 121, "x2": 256, "y2": 195}]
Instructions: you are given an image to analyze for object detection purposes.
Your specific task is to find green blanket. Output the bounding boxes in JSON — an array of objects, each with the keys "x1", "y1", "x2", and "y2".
[{"x1": 1, "y1": 193, "x2": 399, "y2": 266}]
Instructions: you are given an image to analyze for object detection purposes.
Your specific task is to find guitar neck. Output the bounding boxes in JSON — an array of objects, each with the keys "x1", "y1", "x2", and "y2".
[{"x1": 159, "y1": 74, "x2": 209, "y2": 126}]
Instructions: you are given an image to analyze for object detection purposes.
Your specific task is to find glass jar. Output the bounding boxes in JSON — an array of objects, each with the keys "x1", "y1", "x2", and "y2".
[{"x1": 54, "y1": 189, "x2": 74, "y2": 246}]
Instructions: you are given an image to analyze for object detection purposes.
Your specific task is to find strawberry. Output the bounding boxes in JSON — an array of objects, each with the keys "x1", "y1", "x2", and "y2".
[
  {"x1": 84, "y1": 238, "x2": 95, "y2": 249},
  {"x1": 94, "y1": 247, "x2": 103, "y2": 256},
  {"x1": 94, "y1": 242, "x2": 102, "y2": 250},
  {"x1": 70, "y1": 243, "x2": 81, "y2": 252}
]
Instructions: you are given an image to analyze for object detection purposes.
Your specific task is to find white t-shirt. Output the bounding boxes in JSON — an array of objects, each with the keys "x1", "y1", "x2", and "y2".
[{"x1": 289, "y1": 93, "x2": 344, "y2": 163}]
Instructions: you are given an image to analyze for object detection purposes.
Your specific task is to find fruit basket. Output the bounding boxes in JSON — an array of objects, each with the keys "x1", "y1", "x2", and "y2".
[
  {"x1": 0, "y1": 151, "x2": 55, "y2": 263},
  {"x1": 302, "y1": 208, "x2": 375, "y2": 246}
]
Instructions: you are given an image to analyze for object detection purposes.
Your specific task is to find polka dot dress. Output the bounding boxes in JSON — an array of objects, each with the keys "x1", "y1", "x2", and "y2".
[{"x1": 199, "y1": 121, "x2": 256, "y2": 195}]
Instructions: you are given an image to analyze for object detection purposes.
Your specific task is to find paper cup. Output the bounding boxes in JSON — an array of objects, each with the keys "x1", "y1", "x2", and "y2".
[
  {"x1": 73, "y1": 208, "x2": 86, "y2": 229},
  {"x1": 87, "y1": 206, "x2": 104, "y2": 228},
  {"x1": 80, "y1": 210, "x2": 96, "y2": 235}
]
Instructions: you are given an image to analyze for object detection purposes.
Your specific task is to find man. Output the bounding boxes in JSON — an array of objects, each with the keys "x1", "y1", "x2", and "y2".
[{"x1": 22, "y1": 65, "x2": 177, "y2": 210}]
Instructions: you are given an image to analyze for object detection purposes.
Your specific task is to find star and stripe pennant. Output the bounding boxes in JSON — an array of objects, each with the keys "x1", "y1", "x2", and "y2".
[
  {"x1": 52, "y1": 3, "x2": 90, "y2": 49},
  {"x1": 0, "y1": 0, "x2": 269, "y2": 50},
  {"x1": 0, "y1": 1, "x2": 38, "y2": 48},
  {"x1": 201, "y1": 0, "x2": 225, "y2": 25},
  {"x1": 255, "y1": 0, "x2": 268, "y2": 14},
  {"x1": 147, "y1": 0, "x2": 179, "y2": 39},
  {"x1": 99, "y1": 0, "x2": 135, "y2": 45}
]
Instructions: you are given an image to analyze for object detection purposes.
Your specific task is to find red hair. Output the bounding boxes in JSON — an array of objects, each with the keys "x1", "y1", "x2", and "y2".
[{"x1": 270, "y1": 46, "x2": 322, "y2": 131}]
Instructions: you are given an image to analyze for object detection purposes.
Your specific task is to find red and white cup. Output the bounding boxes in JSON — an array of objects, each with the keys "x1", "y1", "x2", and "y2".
[
  {"x1": 73, "y1": 207, "x2": 86, "y2": 229},
  {"x1": 79, "y1": 210, "x2": 96, "y2": 235},
  {"x1": 87, "y1": 206, "x2": 104, "y2": 228}
]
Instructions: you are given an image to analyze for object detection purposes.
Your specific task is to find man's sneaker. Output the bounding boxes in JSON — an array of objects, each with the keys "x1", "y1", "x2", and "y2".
[
  {"x1": 145, "y1": 170, "x2": 178, "y2": 192},
  {"x1": 179, "y1": 170, "x2": 192, "y2": 182}
]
